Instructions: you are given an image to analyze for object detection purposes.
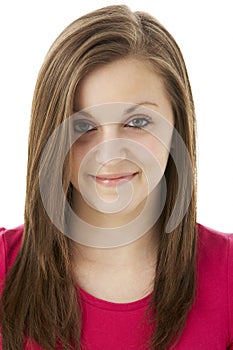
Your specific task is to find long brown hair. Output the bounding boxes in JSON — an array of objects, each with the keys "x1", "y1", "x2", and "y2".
[{"x1": 0, "y1": 5, "x2": 197, "y2": 350}]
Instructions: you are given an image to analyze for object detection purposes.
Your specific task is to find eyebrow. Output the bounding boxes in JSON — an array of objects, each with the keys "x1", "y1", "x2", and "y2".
[
  {"x1": 74, "y1": 101, "x2": 159, "y2": 120},
  {"x1": 124, "y1": 101, "x2": 159, "y2": 114}
]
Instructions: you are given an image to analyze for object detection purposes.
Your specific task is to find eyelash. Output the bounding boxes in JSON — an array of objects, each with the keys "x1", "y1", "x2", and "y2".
[
  {"x1": 73, "y1": 120, "x2": 96, "y2": 134},
  {"x1": 72, "y1": 116, "x2": 152, "y2": 134},
  {"x1": 125, "y1": 116, "x2": 152, "y2": 130}
]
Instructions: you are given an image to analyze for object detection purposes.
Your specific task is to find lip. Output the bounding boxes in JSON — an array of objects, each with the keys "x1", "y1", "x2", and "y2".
[{"x1": 91, "y1": 172, "x2": 139, "y2": 187}]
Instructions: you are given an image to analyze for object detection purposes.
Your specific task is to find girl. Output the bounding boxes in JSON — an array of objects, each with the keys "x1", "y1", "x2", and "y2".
[{"x1": 0, "y1": 5, "x2": 232, "y2": 350}]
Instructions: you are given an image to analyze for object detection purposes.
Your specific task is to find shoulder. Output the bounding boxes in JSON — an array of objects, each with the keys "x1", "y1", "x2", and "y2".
[
  {"x1": 197, "y1": 222, "x2": 233, "y2": 242},
  {"x1": 0, "y1": 224, "x2": 24, "y2": 277},
  {"x1": 196, "y1": 223, "x2": 233, "y2": 345},
  {"x1": 196, "y1": 222, "x2": 233, "y2": 282},
  {"x1": 197, "y1": 222, "x2": 233, "y2": 259}
]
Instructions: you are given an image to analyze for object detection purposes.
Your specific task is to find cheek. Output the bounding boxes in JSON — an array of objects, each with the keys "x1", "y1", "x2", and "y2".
[
  {"x1": 156, "y1": 142, "x2": 171, "y2": 170},
  {"x1": 141, "y1": 136, "x2": 171, "y2": 171},
  {"x1": 137, "y1": 136, "x2": 171, "y2": 192},
  {"x1": 70, "y1": 142, "x2": 90, "y2": 185}
]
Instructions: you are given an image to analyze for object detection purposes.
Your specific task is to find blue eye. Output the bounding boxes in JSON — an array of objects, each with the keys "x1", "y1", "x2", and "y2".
[
  {"x1": 73, "y1": 120, "x2": 97, "y2": 134},
  {"x1": 125, "y1": 116, "x2": 152, "y2": 129}
]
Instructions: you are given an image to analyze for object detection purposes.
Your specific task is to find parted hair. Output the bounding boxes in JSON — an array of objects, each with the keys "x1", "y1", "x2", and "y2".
[{"x1": 0, "y1": 5, "x2": 197, "y2": 350}]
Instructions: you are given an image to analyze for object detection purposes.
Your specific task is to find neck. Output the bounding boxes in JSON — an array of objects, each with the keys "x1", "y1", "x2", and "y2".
[
  {"x1": 69, "y1": 186, "x2": 162, "y2": 270},
  {"x1": 73, "y1": 224, "x2": 159, "y2": 269}
]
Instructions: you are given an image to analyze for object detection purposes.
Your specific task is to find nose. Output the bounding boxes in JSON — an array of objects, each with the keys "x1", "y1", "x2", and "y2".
[{"x1": 94, "y1": 124, "x2": 127, "y2": 164}]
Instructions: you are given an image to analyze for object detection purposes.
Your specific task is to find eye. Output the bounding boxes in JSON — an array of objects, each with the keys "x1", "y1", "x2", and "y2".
[
  {"x1": 73, "y1": 119, "x2": 97, "y2": 134},
  {"x1": 125, "y1": 116, "x2": 152, "y2": 129}
]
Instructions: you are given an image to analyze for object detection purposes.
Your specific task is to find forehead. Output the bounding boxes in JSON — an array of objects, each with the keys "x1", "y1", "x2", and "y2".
[{"x1": 74, "y1": 58, "x2": 169, "y2": 109}]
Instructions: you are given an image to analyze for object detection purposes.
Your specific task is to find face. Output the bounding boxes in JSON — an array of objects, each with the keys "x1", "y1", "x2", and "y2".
[{"x1": 70, "y1": 58, "x2": 174, "y2": 218}]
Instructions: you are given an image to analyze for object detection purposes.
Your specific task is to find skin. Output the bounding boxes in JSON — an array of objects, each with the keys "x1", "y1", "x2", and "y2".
[{"x1": 70, "y1": 58, "x2": 174, "y2": 302}]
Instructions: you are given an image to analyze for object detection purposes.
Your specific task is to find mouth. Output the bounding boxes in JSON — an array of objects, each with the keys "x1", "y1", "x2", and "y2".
[{"x1": 90, "y1": 172, "x2": 139, "y2": 187}]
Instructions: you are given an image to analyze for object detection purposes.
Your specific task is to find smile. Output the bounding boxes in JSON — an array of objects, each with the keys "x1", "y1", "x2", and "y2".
[{"x1": 91, "y1": 172, "x2": 139, "y2": 187}]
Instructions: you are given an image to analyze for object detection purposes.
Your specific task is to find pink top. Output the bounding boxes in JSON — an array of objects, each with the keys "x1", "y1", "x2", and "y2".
[{"x1": 0, "y1": 224, "x2": 233, "y2": 349}]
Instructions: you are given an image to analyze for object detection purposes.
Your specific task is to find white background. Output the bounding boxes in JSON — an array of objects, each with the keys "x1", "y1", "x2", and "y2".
[{"x1": 0, "y1": 0, "x2": 232, "y2": 232}]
